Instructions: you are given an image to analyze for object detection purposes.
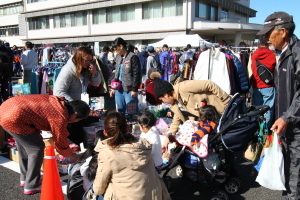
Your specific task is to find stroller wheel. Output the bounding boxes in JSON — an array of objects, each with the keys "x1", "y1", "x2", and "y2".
[
  {"x1": 224, "y1": 180, "x2": 239, "y2": 194},
  {"x1": 211, "y1": 191, "x2": 229, "y2": 200},
  {"x1": 210, "y1": 195, "x2": 222, "y2": 200},
  {"x1": 216, "y1": 190, "x2": 229, "y2": 200},
  {"x1": 230, "y1": 177, "x2": 241, "y2": 188},
  {"x1": 175, "y1": 166, "x2": 183, "y2": 178}
]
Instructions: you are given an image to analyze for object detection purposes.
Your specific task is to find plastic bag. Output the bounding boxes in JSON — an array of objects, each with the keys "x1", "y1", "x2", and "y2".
[{"x1": 255, "y1": 133, "x2": 285, "y2": 190}]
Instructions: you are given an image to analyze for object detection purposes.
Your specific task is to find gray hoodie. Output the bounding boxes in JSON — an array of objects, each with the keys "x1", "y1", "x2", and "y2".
[{"x1": 53, "y1": 58, "x2": 101, "y2": 101}]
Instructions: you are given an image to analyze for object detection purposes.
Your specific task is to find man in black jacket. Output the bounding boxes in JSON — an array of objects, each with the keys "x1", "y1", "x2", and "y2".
[{"x1": 258, "y1": 11, "x2": 300, "y2": 200}]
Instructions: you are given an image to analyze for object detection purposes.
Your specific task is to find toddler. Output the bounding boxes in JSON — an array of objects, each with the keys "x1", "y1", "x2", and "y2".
[{"x1": 137, "y1": 110, "x2": 163, "y2": 169}]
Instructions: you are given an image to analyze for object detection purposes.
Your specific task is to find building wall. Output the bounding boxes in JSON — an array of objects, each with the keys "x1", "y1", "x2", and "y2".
[
  {"x1": 0, "y1": 14, "x2": 19, "y2": 27},
  {"x1": 236, "y1": 0, "x2": 250, "y2": 7},
  {"x1": 0, "y1": 0, "x2": 22, "y2": 6},
  {"x1": 25, "y1": 0, "x2": 89, "y2": 12}
]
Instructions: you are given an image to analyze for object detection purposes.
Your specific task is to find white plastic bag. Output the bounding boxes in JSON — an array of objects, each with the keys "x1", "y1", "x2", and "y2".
[{"x1": 256, "y1": 133, "x2": 286, "y2": 190}]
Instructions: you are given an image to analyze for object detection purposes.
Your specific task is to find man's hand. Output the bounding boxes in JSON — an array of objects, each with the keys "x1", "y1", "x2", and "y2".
[
  {"x1": 110, "y1": 90, "x2": 115, "y2": 98},
  {"x1": 271, "y1": 118, "x2": 287, "y2": 135}
]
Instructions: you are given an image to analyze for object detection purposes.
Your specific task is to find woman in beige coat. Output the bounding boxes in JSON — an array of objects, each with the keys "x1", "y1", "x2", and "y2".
[{"x1": 93, "y1": 112, "x2": 170, "y2": 200}]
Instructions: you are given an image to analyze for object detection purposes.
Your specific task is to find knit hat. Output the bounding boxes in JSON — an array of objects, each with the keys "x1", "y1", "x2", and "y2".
[{"x1": 154, "y1": 76, "x2": 174, "y2": 98}]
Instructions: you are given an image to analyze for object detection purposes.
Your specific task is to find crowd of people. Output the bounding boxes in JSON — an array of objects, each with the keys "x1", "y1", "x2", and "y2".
[{"x1": 0, "y1": 11, "x2": 299, "y2": 200}]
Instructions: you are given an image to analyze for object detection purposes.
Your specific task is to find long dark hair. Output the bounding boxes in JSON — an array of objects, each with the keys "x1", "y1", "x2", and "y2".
[
  {"x1": 104, "y1": 112, "x2": 134, "y2": 148},
  {"x1": 86, "y1": 154, "x2": 98, "y2": 182},
  {"x1": 112, "y1": 37, "x2": 134, "y2": 53},
  {"x1": 199, "y1": 105, "x2": 220, "y2": 124}
]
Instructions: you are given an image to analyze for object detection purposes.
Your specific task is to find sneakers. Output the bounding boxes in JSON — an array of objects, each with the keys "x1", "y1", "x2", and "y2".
[
  {"x1": 23, "y1": 188, "x2": 41, "y2": 195},
  {"x1": 20, "y1": 181, "x2": 25, "y2": 187}
]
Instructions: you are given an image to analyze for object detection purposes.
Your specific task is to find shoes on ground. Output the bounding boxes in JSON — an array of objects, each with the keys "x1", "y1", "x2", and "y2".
[{"x1": 23, "y1": 187, "x2": 41, "y2": 195}]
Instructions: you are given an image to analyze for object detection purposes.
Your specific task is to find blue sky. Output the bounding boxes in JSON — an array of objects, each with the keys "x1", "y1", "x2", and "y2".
[{"x1": 249, "y1": 0, "x2": 299, "y2": 37}]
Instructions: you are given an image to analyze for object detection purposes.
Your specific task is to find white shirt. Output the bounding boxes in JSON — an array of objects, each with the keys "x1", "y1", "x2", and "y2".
[{"x1": 140, "y1": 126, "x2": 163, "y2": 167}]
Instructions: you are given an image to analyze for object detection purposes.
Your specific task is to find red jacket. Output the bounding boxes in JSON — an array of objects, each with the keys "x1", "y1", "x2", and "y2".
[{"x1": 251, "y1": 47, "x2": 276, "y2": 89}]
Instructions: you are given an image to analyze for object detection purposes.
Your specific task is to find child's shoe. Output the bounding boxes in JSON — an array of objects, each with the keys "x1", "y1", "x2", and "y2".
[{"x1": 20, "y1": 181, "x2": 25, "y2": 187}]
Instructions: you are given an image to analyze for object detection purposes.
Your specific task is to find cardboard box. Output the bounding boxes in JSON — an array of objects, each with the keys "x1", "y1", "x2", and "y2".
[{"x1": 9, "y1": 148, "x2": 19, "y2": 163}]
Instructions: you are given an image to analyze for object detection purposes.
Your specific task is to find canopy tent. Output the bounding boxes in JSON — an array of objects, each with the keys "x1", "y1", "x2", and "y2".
[{"x1": 148, "y1": 34, "x2": 211, "y2": 48}]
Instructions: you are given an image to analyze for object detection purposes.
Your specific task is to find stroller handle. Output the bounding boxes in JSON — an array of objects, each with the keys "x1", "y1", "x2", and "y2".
[{"x1": 239, "y1": 105, "x2": 270, "y2": 118}]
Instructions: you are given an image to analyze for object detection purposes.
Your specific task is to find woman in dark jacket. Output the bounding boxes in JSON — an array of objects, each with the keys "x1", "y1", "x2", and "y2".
[{"x1": 110, "y1": 37, "x2": 141, "y2": 114}]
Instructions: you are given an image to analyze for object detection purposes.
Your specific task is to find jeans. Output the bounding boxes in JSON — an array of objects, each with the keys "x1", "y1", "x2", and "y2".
[
  {"x1": 251, "y1": 87, "x2": 275, "y2": 129},
  {"x1": 115, "y1": 87, "x2": 138, "y2": 114}
]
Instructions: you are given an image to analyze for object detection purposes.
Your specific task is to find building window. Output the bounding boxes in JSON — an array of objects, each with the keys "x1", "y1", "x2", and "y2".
[
  {"x1": 195, "y1": 0, "x2": 218, "y2": 21},
  {"x1": 27, "y1": 0, "x2": 47, "y2": 3},
  {"x1": 0, "y1": 26, "x2": 19, "y2": 37},
  {"x1": 28, "y1": 16, "x2": 49, "y2": 30},
  {"x1": 221, "y1": 8, "x2": 229, "y2": 20},
  {"x1": 93, "y1": 5, "x2": 135, "y2": 24},
  {"x1": 0, "y1": 4, "x2": 23, "y2": 16},
  {"x1": 143, "y1": 0, "x2": 183, "y2": 19},
  {"x1": 54, "y1": 11, "x2": 87, "y2": 28}
]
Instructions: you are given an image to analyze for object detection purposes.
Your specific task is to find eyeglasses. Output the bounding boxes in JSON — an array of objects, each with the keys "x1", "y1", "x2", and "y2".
[{"x1": 82, "y1": 58, "x2": 95, "y2": 63}]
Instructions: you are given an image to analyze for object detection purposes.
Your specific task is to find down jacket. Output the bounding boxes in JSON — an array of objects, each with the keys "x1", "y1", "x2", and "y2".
[
  {"x1": 275, "y1": 35, "x2": 300, "y2": 137},
  {"x1": 93, "y1": 138, "x2": 170, "y2": 200}
]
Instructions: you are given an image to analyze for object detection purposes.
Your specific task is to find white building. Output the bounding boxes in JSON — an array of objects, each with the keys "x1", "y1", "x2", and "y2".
[
  {"x1": 0, "y1": 0, "x2": 25, "y2": 46},
  {"x1": 16, "y1": 0, "x2": 262, "y2": 49}
]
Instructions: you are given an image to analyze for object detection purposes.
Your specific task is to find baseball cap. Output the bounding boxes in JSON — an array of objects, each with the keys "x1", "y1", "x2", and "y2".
[
  {"x1": 146, "y1": 46, "x2": 154, "y2": 51},
  {"x1": 257, "y1": 12, "x2": 293, "y2": 35}
]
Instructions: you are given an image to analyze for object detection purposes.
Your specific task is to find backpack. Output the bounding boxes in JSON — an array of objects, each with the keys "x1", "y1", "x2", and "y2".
[
  {"x1": 67, "y1": 163, "x2": 85, "y2": 200},
  {"x1": 256, "y1": 59, "x2": 274, "y2": 85},
  {"x1": 147, "y1": 55, "x2": 163, "y2": 78}
]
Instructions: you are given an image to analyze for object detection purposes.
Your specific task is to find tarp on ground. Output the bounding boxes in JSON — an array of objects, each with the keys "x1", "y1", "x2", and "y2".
[{"x1": 148, "y1": 34, "x2": 211, "y2": 48}]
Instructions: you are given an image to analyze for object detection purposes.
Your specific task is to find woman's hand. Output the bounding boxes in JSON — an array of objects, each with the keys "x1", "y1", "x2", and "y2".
[
  {"x1": 131, "y1": 91, "x2": 137, "y2": 98},
  {"x1": 110, "y1": 90, "x2": 115, "y2": 98},
  {"x1": 88, "y1": 62, "x2": 97, "y2": 76}
]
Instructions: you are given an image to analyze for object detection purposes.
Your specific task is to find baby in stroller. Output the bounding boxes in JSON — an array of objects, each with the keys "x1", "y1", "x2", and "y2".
[{"x1": 175, "y1": 104, "x2": 220, "y2": 158}]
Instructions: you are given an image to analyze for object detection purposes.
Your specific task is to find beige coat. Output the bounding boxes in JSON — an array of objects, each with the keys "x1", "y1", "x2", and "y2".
[
  {"x1": 169, "y1": 80, "x2": 231, "y2": 134},
  {"x1": 93, "y1": 138, "x2": 171, "y2": 200}
]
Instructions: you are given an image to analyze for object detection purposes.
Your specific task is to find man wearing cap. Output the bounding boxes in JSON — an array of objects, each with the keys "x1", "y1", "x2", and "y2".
[
  {"x1": 146, "y1": 46, "x2": 160, "y2": 77},
  {"x1": 258, "y1": 11, "x2": 300, "y2": 199}
]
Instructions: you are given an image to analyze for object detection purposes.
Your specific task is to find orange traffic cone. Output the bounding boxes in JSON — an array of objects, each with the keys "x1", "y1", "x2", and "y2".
[{"x1": 40, "y1": 145, "x2": 64, "y2": 200}]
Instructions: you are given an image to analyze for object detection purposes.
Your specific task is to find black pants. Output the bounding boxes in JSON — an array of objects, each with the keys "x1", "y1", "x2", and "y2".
[{"x1": 281, "y1": 135, "x2": 300, "y2": 200}]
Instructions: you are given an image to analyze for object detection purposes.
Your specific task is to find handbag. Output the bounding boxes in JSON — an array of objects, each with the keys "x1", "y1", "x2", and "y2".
[
  {"x1": 244, "y1": 119, "x2": 267, "y2": 162},
  {"x1": 256, "y1": 59, "x2": 274, "y2": 85},
  {"x1": 87, "y1": 56, "x2": 109, "y2": 97}
]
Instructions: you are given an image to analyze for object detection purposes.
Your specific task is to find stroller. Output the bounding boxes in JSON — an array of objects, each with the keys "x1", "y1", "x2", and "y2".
[{"x1": 162, "y1": 93, "x2": 270, "y2": 200}]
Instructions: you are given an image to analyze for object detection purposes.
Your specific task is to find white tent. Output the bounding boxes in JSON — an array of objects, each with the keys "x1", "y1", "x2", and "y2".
[{"x1": 148, "y1": 34, "x2": 211, "y2": 48}]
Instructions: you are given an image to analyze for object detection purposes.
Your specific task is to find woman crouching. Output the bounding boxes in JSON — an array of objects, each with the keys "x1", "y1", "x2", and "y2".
[{"x1": 93, "y1": 112, "x2": 170, "y2": 200}]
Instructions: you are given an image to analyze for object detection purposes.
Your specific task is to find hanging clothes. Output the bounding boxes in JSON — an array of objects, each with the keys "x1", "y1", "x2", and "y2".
[{"x1": 194, "y1": 48, "x2": 231, "y2": 94}]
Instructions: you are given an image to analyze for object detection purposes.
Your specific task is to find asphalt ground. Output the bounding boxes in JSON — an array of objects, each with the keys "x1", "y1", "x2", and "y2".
[{"x1": 0, "y1": 150, "x2": 281, "y2": 200}]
